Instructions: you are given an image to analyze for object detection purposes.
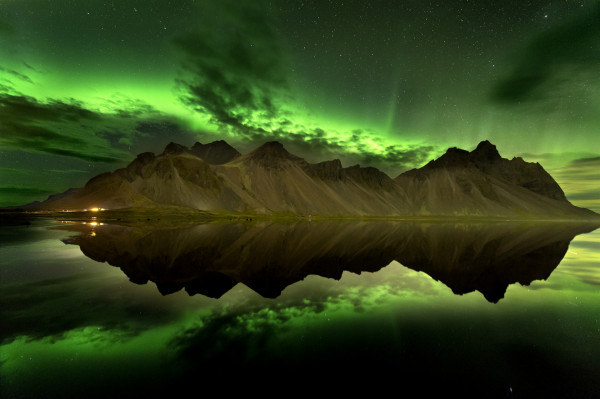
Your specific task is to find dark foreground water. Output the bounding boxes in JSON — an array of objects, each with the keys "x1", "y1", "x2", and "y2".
[{"x1": 1, "y1": 218, "x2": 599, "y2": 397}]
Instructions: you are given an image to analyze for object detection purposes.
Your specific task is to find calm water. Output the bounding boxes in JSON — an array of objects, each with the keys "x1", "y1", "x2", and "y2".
[{"x1": 1, "y1": 218, "x2": 599, "y2": 397}]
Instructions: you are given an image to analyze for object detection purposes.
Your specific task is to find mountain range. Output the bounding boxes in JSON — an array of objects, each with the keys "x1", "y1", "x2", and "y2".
[{"x1": 25, "y1": 140, "x2": 597, "y2": 218}]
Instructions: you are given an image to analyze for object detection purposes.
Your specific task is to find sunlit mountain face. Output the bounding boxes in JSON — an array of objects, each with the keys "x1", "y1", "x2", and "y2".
[{"x1": 1, "y1": 0, "x2": 599, "y2": 210}]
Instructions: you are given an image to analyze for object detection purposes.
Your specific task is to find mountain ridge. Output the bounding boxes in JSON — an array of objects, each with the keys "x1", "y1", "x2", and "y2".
[{"x1": 16, "y1": 140, "x2": 599, "y2": 219}]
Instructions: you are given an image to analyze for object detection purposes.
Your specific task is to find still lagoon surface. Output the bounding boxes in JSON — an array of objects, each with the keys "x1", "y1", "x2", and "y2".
[{"x1": 1, "y1": 217, "x2": 599, "y2": 397}]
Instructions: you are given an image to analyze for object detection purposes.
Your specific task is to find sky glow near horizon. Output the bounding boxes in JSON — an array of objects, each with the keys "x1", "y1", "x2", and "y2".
[{"x1": 0, "y1": 0, "x2": 599, "y2": 210}]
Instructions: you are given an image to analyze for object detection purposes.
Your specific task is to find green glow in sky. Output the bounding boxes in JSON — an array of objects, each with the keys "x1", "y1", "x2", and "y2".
[{"x1": 1, "y1": 0, "x2": 599, "y2": 209}]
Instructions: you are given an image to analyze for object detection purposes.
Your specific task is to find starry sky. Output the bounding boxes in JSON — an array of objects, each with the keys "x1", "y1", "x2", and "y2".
[{"x1": 1, "y1": 0, "x2": 599, "y2": 210}]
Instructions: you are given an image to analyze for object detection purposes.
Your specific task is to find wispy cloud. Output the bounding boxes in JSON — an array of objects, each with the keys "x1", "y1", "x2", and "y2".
[
  {"x1": 491, "y1": 3, "x2": 600, "y2": 104},
  {"x1": 551, "y1": 156, "x2": 600, "y2": 212},
  {"x1": 0, "y1": 92, "x2": 196, "y2": 163},
  {"x1": 174, "y1": 0, "x2": 288, "y2": 135},
  {"x1": 0, "y1": 65, "x2": 33, "y2": 84}
]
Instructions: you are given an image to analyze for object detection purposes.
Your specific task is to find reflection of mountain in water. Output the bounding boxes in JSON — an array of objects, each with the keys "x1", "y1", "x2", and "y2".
[{"x1": 63, "y1": 221, "x2": 598, "y2": 303}]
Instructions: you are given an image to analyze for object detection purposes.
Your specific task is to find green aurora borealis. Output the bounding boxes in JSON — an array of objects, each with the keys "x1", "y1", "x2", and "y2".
[{"x1": 1, "y1": 0, "x2": 599, "y2": 210}]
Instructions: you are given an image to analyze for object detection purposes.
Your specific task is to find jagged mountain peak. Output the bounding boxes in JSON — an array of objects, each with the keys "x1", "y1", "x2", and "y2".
[
  {"x1": 242, "y1": 141, "x2": 306, "y2": 166},
  {"x1": 473, "y1": 139, "x2": 497, "y2": 151},
  {"x1": 162, "y1": 142, "x2": 189, "y2": 155},
  {"x1": 470, "y1": 140, "x2": 501, "y2": 164},
  {"x1": 424, "y1": 147, "x2": 472, "y2": 169},
  {"x1": 255, "y1": 141, "x2": 286, "y2": 153},
  {"x1": 154, "y1": 140, "x2": 241, "y2": 165},
  {"x1": 134, "y1": 151, "x2": 156, "y2": 163},
  {"x1": 191, "y1": 140, "x2": 233, "y2": 150},
  {"x1": 190, "y1": 140, "x2": 240, "y2": 164},
  {"x1": 425, "y1": 141, "x2": 502, "y2": 170},
  {"x1": 395, "y1": 140, "x2": 572, "y2": 205}
]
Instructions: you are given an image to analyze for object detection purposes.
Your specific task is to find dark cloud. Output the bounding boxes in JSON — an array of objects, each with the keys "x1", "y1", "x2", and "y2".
[
  {"x1": 0, "y1": 275, "x2": 179, "y2": 343},
  {"x1": 0, "y1": 119, "x2": 121, "y2": 163},
  {"x1": 22, "y1": 62, "x2": 37, "y2": 71},
  {"x1": 132, "y1": 121, "x2": 198, "y2": 153},
  {"x1": 96, "y1": 129, "x2": 128, "y2": 149},
  {"x1": 214, "y1": 124, "x2": 436, "y2": 175},
  {"x1": 0, "y1": 65, "x2": 33, "y2": 83},
  {"x1": 492, "y1": 3, "x2": 600, "y2": 103},
  {"x1": 100, "y1": 97, "x2": 157, "y2": 119},
  {"x1": 0, "y1": 92, "x2": 192, "y2": 163},
  {"x1": 41, "y1": 148, "x2": 122, "y2": 163},
  {"x1": 2, "y1": 121, "x2": 85, "y2": 145},
  {"x1": 0, "y1": 93, "x2": 100, "y2": 123},
  {"x1": 168, "y1": 302, "x2": 325, "y2": 366},
  {"x1": 517, "y1": 152, "x2": 562, "y2": 161},
  {"x1": 245, "y1": 127, "x2": 346, "y2": 159},
  {"x1": 174, "y1": 0, "x2": 288, "y2": 134},
  {"x1": 0, "y1": 94, "x2": 108, "y2": 162},
  {"x1": 359, "y1": 144, "x2": 436, "y2": 173},
  {"x1": 291, "y1": 136, "x2": 435, "y2": 175},
  {"x1": 558, "y1": 156, "x2": 600, "y2": 180},
  {"x1": 0, "y1": 187, "x2": 54, "y2": 197},
  {"x1": 551, "y1": 155, "x2": 600, "y2": 212},
  {"x1": 570, "y1": 156, "x2": 600, "y2": 166},
  {"x1": 97, "y1": 120, "x2": 200, "y2": 155},
  {"x1": 280, "y1": 130, "x2": 434, "y2": 173},
  {"x1": 567, "y1": 190, "x2": 600, "y2": 201},
  {"x1": 168, "y1": 311, "x2": 285, "y2": 365},
  {"x1": 168, "y1": 0, "x2": 437, "y2": 173}
]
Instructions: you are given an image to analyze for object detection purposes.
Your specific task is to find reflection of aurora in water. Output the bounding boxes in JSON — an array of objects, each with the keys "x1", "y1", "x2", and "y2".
[{"x1": 1, "y1": 219, "x2": 600, "y2": 397}]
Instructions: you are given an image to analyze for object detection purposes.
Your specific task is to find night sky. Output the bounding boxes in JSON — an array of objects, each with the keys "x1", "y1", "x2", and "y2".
[{"x1": 1, "y1": 0, "x2": 599, "y2": 210}]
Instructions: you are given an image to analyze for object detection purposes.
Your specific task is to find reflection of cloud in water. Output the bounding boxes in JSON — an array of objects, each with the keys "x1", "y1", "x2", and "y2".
[
  {"x1": 556, "y1": 229, "x2": 600, "y2": 287},
  {"x1": 279, "y1": 262, "x2": 443, "y2": 313},
  {"x1": 0, "y1": 271, "x2": 188, "y2": 343},
  {"x1": 168, "y1": 270, "x2": 422, "y2": 362}
]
